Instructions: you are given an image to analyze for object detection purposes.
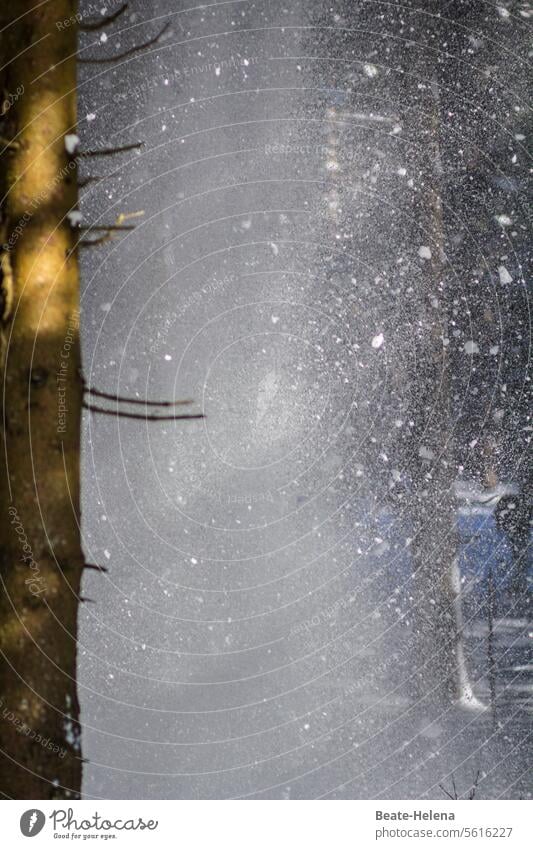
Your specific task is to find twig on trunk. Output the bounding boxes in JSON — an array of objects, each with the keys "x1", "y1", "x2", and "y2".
[
  {"x1": 83, "y1": 225, "x2": 135, "y2": 233},
  {"x1": 84, "y1": 563, "x2": 108, "y2": 573},
  {"x1": 79, "y1": 233, "x2": 115, "y2": 248},
  {"x1": 78, "y1": 177, "x2": 101, "y2": 189},
  {"x1": 79, "y1": 142, "x2": 143, "y2": 157},
  {"x1": 83, "y1": 402, "x2": 204, "y2": 422},
  {"x1": 78, "y1": 211, "x2": 143, "y2": 248}
]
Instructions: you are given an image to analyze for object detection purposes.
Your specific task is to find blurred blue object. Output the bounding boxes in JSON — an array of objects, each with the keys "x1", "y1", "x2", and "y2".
[
  {"x1": 455, "y1": 482, "x2": 531, "y2": 610},
  {"x1": 457, "y1": 510, "x2": 516, "y2": 600}
]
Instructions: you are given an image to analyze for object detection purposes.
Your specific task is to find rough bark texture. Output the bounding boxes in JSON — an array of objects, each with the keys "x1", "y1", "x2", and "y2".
[{"x1": 0, "y1": 1, "x2": 83, "y2": 798}]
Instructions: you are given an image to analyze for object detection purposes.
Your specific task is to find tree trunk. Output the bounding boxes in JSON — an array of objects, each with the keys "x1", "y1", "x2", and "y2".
[
  {"x1": 0, "y1": 0, "x2": 83, "y2": 798},
  {"x1": 408, "y1": 81, "x2": 478, "y2": 708}
]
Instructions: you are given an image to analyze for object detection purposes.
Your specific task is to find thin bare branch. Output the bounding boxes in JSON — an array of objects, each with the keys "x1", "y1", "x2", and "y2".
[
  {"x1": 83, "y1": 402, "x2": 204, "y2": 422},
  {"x1": 469, "y1": 770, "x2": 481, "y2": 800},
  {"x1": 78, "y1": 224, "x2": 135, "y2": 249},
  {"x1": 78, "y1": 177, "x2": 101, "y2": 189},
  {"x1": 83, "y1": 225, "x2": 135, "y2": 232},
  {"x1": 84, "y1": 563, "x2": 109, "y2": 573},
  {"x1": 80, "y1": 3, "x2": 128, "y2": 31},
  {"x1": 79, "y1": 234, "x2": 114, "y2": 249},
  {"x1": 79, "y1": 142, "x2": 143, "y2": 157},
  {"x1": 439, "y1": 784, "x2": 455, "y2": 801},
  {"x1": 79, "y1": 22, "x2": 170, "y2": 64},
  {"x1": 77, "y1": 210, "x2": 143, "y2": 247}
]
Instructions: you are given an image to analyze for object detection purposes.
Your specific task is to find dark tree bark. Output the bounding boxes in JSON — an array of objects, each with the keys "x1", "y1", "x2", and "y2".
[{"x1": 0, "y1": 0, "x2": 83, "y2": 798}]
